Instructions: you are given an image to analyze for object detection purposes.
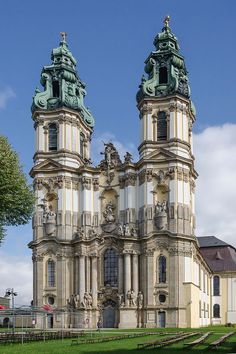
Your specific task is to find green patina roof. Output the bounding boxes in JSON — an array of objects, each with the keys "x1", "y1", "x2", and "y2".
[
  {"x1": 137, "y1": 16, "x2": 191, "y2": 104},
  {"x1": 32, "y1": 33, "x2": 95, "y2": 128}
]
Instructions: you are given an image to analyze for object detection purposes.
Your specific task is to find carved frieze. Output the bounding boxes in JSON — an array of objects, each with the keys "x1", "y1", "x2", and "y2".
[
  {"x1": 92, "y1": 178, "x2": 99, "y2": 191},
  {"x1": 81, "y1": 176, "x2": 92, "y2": 190},
  {"x1": 72, "y1": 178, "x2": 80, "y2": 190},
  {"x1": 65, "y1": 177, "x2": 72, "y2": 189},
  {"x1": 190, "y1": 178, "x2": 196, "y2": 193},
  {"x1": 34, "y1": 176, "x2": 64, "y2": 191},
  {"x1": 119, "y1": 173, "x2": 136, "y2": 188},
  {"x1": 144, "y1": 248, "x2": 155, "y2": 256},
  {"x1": 138, "y1": 169, "x2": 153, "y2": 185}
]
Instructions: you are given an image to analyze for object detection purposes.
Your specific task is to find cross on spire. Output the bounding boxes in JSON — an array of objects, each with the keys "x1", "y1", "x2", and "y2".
[
  {"x1": 60, "y1": 32, "x2": 67, "y2": 43},
  {"x1": 164, "y1": 15, "x2": 170, "y2": 27}
]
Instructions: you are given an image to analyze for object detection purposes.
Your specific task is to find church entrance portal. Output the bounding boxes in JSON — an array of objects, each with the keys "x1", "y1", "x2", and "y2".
[
  {"x1": 3, "y1": 317, "x2": 10, "y2": 328},
  {"x1": 47, "y1": 314, "x2": 53, "y2": 328},
  {"x1": 158, "y1": 311, "x2": 166, "y2": 328},
  {"x1": 102, "y1": 300, "x2": 116, "y2": 328}
]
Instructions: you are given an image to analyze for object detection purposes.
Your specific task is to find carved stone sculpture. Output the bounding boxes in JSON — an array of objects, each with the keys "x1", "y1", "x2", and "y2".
[
  {"x1": 137, "y1": 291, "x2": 143, "y2": 309},
  {"x1": 74, "y1": 294, "x2": 80, "y2": 309},
  {"x1": 67, "y1": 294, "x2": 76, "y2": 310},
  {"x1": 103, "y1": 201, "x2": 115, "y2": 223},
  {"x1": 124, "y1": 151, "x2": 133, "y2": 163},
  {"x1": 100, "y1": 142, "x2": 122, "y2": 170},
  {"x1": 154, "y1": 200, "x2": 167, "y2": 230},
  {"x1": 117, "y1": 293, "x2": 124, "y2": 308},
  {"x1": 117, "y1": 224, "x2": 123, "y2": 236},
  {"x1": 39, "y1": 199, "x2": 56, "y2": 236},
  {"x1": 123, "y1": 224, "x2": 131, "y2": 236},
  {"x1": 131, "y1": 227, "x2": 138, "y2": 237},
  {"x1": 130, "y1": 290, "x2": 136, "y2": 306}
]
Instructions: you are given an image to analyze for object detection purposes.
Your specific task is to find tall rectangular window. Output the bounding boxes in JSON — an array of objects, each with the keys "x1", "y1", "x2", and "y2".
[
  {"x1": 48, "y1": 123, "x2": 58, "y2": 151},
  {"x1": 48, "y1": 260, "x2": 55, "y2": 287},
  {"x1": 213, "y1": 276, "x2": 220, "y2": 296},
  {"x1": 157, "y1": 111, "x2": 167, "y2": 141}
]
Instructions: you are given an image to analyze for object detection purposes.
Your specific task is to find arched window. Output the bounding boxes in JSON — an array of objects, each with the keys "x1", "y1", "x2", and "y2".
[
  {"x1": 213, "y1": 275, "x2": 220, "y2": 296},
  {"x1": 213, "y1": 304, "x2": 220, "y2": 318},
  {"x1": 159, "y1": 67, "x2": 168, "y2": 84},
  {"x1": 48, "y1": 123, "x2": 58, "y2": 151},
  {"x1": 104, "y1": 248, "x2": 118, "y2": 287},
  {"x1": 52, "y1": 81, "x2": 59, "y2": 98},
  {"x1": 80, "y1": 132, "x2": 85, "y2": 157},
  {"x1": 157, "y1": 111, "x2": 167, "y2": 141},
  {"x1": 47, "y1": 260, "x2": 55, "y2": 287},
  {"x1": 159, "y1": 255, "x2": 167, "y2": 283}
]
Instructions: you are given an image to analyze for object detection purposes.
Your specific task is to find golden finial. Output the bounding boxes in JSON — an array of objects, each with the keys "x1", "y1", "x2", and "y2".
[
  {"x1": 60, "y1": 32, "x2": 67, "y2": 43},
  {"x1": 164, "y1": 15, "x2": 170, "y2": 27}
]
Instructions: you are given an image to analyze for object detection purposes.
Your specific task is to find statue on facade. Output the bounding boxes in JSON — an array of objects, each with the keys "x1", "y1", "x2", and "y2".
[
  {"x1": 74, "y1": 294, "x2": 80, "y2": 309},
  {"x1": 137, "y1": 291, "x2": 143, "y2": 309},
  {"x1": 103, "y1": 201, "x2": 116, "y2": 223},
  {"x1": 117, "y1": 224, "x2": 123, "y2": 236},
  {"x1": 77, "y1": 227, "x2": 85, "y2": 239},
  {"x1": 39, "y1": 198, "x2": 57, "y2": 236},
  {"x1": 117, "y1": 293, "x2": 124, "y2": 308},
  {"x1": 155, "y1": 201, "x2": 167, "y2": 214},
  {"x1": 123, "y1": 224, "x2": 131, "y2": 236},
  {"x1": 67, "y1": 294, "x2": 76, "y2": 310},
  {"x1": 88, "y1": 292, "x2": 93, "y2": 308},
  {"x1": 154, "y1": 200, "x2": 168, "y2": 230},
  {"x1": 124, "y1": 151, "x2": 133, "y2": 164},
  {"x1": 131, "y1": 227, "x2": 138, "y2": 237},
  {"x1": 130, "y1": 291, "x2": 136, "y2": 307},
  {"x1": 81, "y1": 292, "x2": 89, "y2": 308},
  {"x1": 100, "y1": 142, "x2": 122, "y2": 170}
]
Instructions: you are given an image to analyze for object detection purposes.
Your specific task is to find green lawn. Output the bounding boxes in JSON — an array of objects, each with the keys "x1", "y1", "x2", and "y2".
[{"x1": 0, "y1": 327, "x2": 236, "y2": 354}]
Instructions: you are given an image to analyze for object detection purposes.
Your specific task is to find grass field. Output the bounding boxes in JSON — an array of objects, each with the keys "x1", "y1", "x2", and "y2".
[{"x1": 0, "y1": 326, "x2": 236, "y2": 354}]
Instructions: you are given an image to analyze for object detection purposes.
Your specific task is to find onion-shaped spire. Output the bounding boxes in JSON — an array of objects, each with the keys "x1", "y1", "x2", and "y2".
[{"x1": 32, "y1": 33, "x2": 95, "y2": 128}]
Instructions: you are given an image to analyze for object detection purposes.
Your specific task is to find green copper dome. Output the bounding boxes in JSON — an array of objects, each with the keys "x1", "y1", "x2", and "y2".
[
  {"x1": 137, "y1": 17, "x2": 191, "y2": 103},
  {"x1": 32, "y1": 33, "x2": 95, "y2": 128}
]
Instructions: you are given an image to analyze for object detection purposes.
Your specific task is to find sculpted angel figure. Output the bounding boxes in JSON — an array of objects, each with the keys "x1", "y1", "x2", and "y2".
[{"x1": 103, "y1": 201, "x2": 115, "y2": 223}]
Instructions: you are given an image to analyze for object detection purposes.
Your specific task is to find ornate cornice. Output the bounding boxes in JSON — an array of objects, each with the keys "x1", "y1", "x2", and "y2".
[
  {"x1": 81, "y1": 176, "x2": 92, "y2": 190},
  {"x1": 138, "y1": 169, "x2": 153, "y2": 185},
  {"x1": 34, "y1": 176, "x2": 63, "y2": 191},
  {"x1": 119, "y1": 173, "x2": 136, "y2": 189}
]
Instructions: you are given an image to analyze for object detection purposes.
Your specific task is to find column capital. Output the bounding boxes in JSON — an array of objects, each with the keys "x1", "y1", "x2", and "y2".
[
  {"x1": 144, "y1": 248, "x2": 155, "y2": 257},
  {"x1": 75, "y1": 251, "x2": 86, "y2": 257},
  {"x1": 123, "y1": 249, "x2": 133, "y2": 255},
  {"x1": 89, "y1": 251, "x2": 98, "y2": 258}
]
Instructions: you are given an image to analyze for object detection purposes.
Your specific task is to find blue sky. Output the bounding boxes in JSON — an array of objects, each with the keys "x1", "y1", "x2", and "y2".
[{"x1": 0, "y1": 0, "x2": 236, "y2": 304}]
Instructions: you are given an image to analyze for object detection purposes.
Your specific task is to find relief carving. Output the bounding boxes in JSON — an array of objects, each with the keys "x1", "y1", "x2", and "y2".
[{"x1": 154, "y1": 201, "x2": 168, "y2": 231}]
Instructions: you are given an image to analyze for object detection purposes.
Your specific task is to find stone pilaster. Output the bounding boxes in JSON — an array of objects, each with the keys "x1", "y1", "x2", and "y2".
[
  {"x1": 132, "y1": 254, "x2": 139, "y2": 295},
  {"x1": 124, "y1": 251, "x2": 131, "y2": 306},
  {"x1": 118, "y1": 254, "x2": 124, "y2": 294},
  {"x1": 79, "y1": 255, "x2": 85, "y2": 300},
  {"x1": 91, "y1": 255, "x2": 98, "y2": 307},
  {"x1": 145, "y1": 250, "x2": 154, "y2": 306},
  {"x1": 74, "y1": 256, "x2": 79, "y2": 294}
]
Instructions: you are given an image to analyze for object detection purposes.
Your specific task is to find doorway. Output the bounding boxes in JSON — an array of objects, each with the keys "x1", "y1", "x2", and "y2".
[
  {"x1": 158, "y1": 311, "x2": 166, "y2": 328},
  {"x1": 3, "y1": 317, "x2": 10, "y2": 328},
  {"x1": 47, "y1": 314, "x2": 53, "y2": 328},
  {"x1": 102, "y1": 300, "x2": 116, "y2": 328}
]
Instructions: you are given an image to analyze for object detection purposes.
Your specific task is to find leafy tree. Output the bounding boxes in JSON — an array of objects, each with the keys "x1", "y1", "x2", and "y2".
[{"x1": 0, "y1": 136, "x2": 34, "y2": 243}]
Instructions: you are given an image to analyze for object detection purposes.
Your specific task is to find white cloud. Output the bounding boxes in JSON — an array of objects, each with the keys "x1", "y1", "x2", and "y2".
[
  {"x1": 194, "y1": 123, "x2": 236, "y2": 246},
  {"x1": 0, "y1": 253, "x2": 32, "y2": 306},
  {"x1": 0, "y1": 87, "x2": 16, "y2": 108},
  {"x1": 91, "y1": 131, "x2": 138, "y2": 165}
]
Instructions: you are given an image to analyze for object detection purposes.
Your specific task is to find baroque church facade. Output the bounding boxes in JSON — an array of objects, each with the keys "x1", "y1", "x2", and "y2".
[{"x1": 29, "y1": 19, "x2": 236, "y2": 329}]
